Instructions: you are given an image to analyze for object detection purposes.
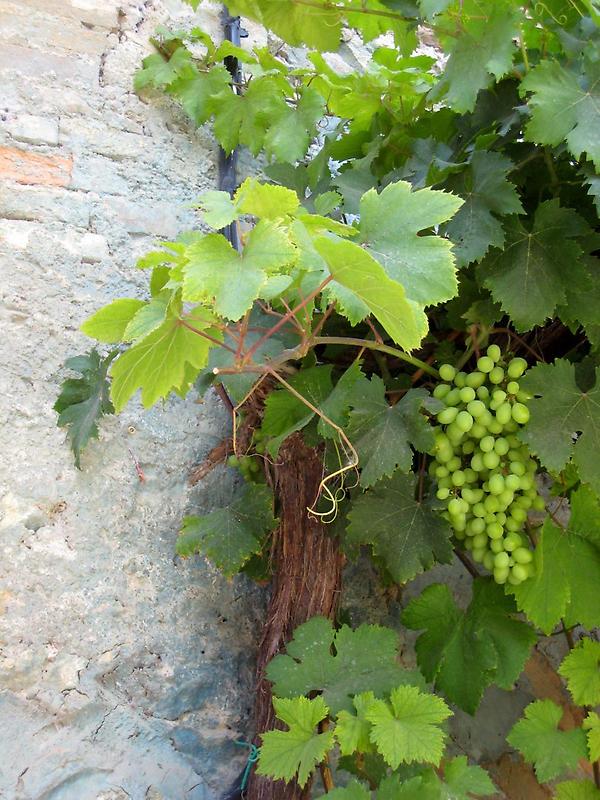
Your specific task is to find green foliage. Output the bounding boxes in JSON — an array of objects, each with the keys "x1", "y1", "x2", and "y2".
[
  {"x1": 507, "y1": 699, "x2": 588, "y2": 783},
  {"x1": 54, "y1": 350, "x2": 116, "y2": 468},
  {"x1": 176, "y1": 484, "x2": 276, "y2": 576},
  {"x1": 584, "y1": 712, "x2": 600, "y2": 762},
  {"x1": 519, "y1": 361, "x2": 600, "y2": 494},
  {"x1": 256, "y1": 696, "x2": 335, "y2": 787},
  {"x1": 266, "y1": 615, "x2": 423, "y2": 715},
  {"x1": 559, "y1": 638, "x2": 600, "y2": 706},
  {"x1": 555, "y1": 781, "x2": 600, "y2": 800},
  {"x1": 402, "y1": 579, "x2": 536, "y2": 713},
  {"x1": 346, "y1": 472, "x2": 454, "y2": 584}
]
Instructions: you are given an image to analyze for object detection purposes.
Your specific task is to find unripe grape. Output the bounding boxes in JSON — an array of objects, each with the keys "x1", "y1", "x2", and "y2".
[
  {"x1": 532, "y1": 495, "x2": 545, "y2": 511},
  {"x1": 503, "y1": 533, "x2": 522, "y2": 551},
  {"x1": 448, "y1": 497, "x2": 465, "y2": 516},
  {"x1": 489, "y1": 366, "x2": 504, "y2": 384},
  {"x1": 436, "y1": 487, "x2": 450, "y2": 500},
  {"x1": 459, "y1": 386, "x2": 476, "y2": 403},
  {"x1": 454, "y1": 371, "x2": 467, "y2": 388},
  {"x1": 494, "y1": 566, "x2": 510, "y2": 583},
  {"x1": 487, "y1": 343, "x2": 501, "y2": 362},
  {"x1": 496, "y1": 403, "x2": 512, "y2": 426},
  {"x1": 467, "y1": 399, "x2": 486, "y2": 418},
  {"x1": 490, "y1": 538, "x2": 504, "y2": 554},
  {"x1": 494, "y1": 551, "x2": 510, "y2": 568},
  {"x1": 484, "y1": 495, "x2": 500, "y2": 513},
  {"x1": 488, "y1": 474, "x2": 504, "y2": 495},
  {"x1": 512, "y1": 402, "x2": 530, "y2": 424},
  {"x1": 470, "y1": 423, "x2": 487, "y2": 439},
  {"x1": 465, "y1": 371, "x2": 486, "y2": 388},
  {"x1": 494, "y1": 437, "x2": 510, "y2": 456},
  {"x1": 439, "y1": 363, "x2": 457, "y2": 381},
  {"x1": 513, "y1": 547, "x2": 533, "y2": 564},
  {"x1": 462, "y1": 440, "x2": 475, "y2": 455},
  {"x1": 447, "y1": 456, "x2": 461, "y2": 472},
  {"x1": 476, "y1": 385, "x2": 490, "y2": 400},
  {"x1": 488, "y1": 420, "x2": 503, "y2": 435},
  {"x1": 473, "y1": 533, "x2": 488, "y2": 549},
  {"x1": 470, "y1": 518, "x2": 486, "y2": 535},
  {"x1": 473, "y1": 502, "x2": 486, "y2": 518},
  {"x1": 445, "y1": 388, "x2": 461, "y2": 405},
  {"x1": 507, "y1": 357, "x2": 527, "y2": 379},
  {"x1": 477, "y1": 356, "x2": 494, "y2": 373},
  {"x1": 471, "y1": 453, "x2": 484, "y2": 472},
  {"x1": 472, "y1": 547, "x2": 487, "y2": 563},
  {"x1": 483, "y1": 450, "x2": 500, "y2": 469},
  {"x1": 437, "y1": 406, "x2": 459, "y2": 424},
  {"x1": 507, "y1": 381, "x2": 519, "y2": 395},
  {"x1": 483, "y1": 552, "x2": 495, "y2": 571},
  {"x1": 487, "y1": 522, "x2": 504, "y2": 540},
  {"x1": 480, "y1": 435, "x2": 495, "y2": 453},
  {"x1": 510, "y1": 506, "x2": 527, "y2": 524},
  {"x1": 510, "y1": 460, "x2": 526, "y2": 477},
  {"x1": 511, "y1": 564, "x2": 529, "y2": 582},
  {"x1": 456, "y1": 411, "x2": 474, "y2": 432},
  {"x1": 507, "y1": 572, "x2": 523, "y2": 585},
  {"x1": 433, "y1": 383, "x2": 451, "y2": 399}
]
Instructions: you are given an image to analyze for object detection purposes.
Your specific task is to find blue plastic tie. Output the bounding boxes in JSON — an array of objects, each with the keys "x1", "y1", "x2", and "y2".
[{"x1": 235, "y1": 739, "x2": 259, "y2": 794}]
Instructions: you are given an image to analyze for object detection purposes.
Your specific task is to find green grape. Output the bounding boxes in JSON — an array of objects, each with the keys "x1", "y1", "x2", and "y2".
[
  {"x1": 512, "y1": 402, "x2": 530, "y2": 424},
  {"x1": 496, "y1": 511, "x2": 507, "y2": 525},
  {"x1": 507, "y1": 357, "x2": 527, "y2": 379},
  {"x1": 487, "y1": 522, "x2": 504, "y2": 539},
  {"x1": 477, "y1": 356, "x2": 494, "y2": 373},
  {"x1": 452, "y1": 470, "x2": 466, "y2": 486},
  {"x1": 496, "y1": 403, "x2": 512, "y2": 425},
  {"x1": 472, "y1": 548, "x2": 487, "y2": 563},
  {"x1": 490, "y1": 538, "x2": 505, "y2": 554},
  {"x1": 465, "y1": 371, "x2": 486, "y2": 388},
  {"x1": 473, "y1": 532, "x2": 488, "y2": 549},
  {"x1": 445, "y1": 388, "x2": 462, "y2": 405},
  {"x1": 459, "y1": 386, "x2": 476, "y2": 403},
  {"x1": 470, "y1": 423, "x2": 487, "y2": 439},
  {"x1": 470, "y1": 453, "x2": 484, "y2": 472},
  {"x1": 516, "y1": 390, "x2": 532, "y2": 403},
  {"x1": 439, "y1": 363, "x2": 457, "y2": 381},
  {"x1": 480, "y1": 435, "x2": 495, "y2": 453},
  {"x1": 487, "y1": 420, "x2": 503, "y2": 435},
  {"x1": 532, "y1": 495, "x2": 546, "y2": 511},
  {"x1": 454, "y1": 371, "x2": 467, "y2": 387},
  {"x1": 510, "y1": 460, "x2": 526, "y2": 477},
  {"x1": 453, "y1": 514, "x2": 467, "y2": 531},
  {"x1": 507, "y1": 380, "x2": 519, "y2": 395},
  {"x1": 484, "y1": 494, "x2": 500, "y2": 513},
  {"x1": 228, "y1": 455, "x2": 240, "y2": 467},
  {"x1": 503, "y1": 533, "x2": 522, "y2": 551},
  {"x1": 447, "y1": 456, "x2": 461, "y2": 472},
  {"x1": 433, "y1": 383, "x2": 451, "y2": 399},
  {"x1": 476, "y1": 385, "x2": 490, "y2": 400},
  {"x1": 505, "y1": 518, "x2": 520, "y2": 532},
  {"x1": 494, "y1": 551, "x2": 510, "y2": 568},
  {"x1": 511, "y1": 564, "x2": 529, "y2": 582},
  {"x1": 488, "y1": 474, "x2": 504, "y2": 495},
  {"x1": 499, "y1": 489, "x2": 514, "y2": 507},
  {"x1": 493, "y1": 566, "x2": 510, "y2": 584},
  {"x1": 456, "y1": 411, "x2": 474, "y2": 432},
  {"x1": 462, "y1": 440, "x2": 475, "y2": 454},
  {"x1": 437, "y1": 406, "x2": 459, "y2": 424},
  {"x1": 448, "y1": 497, "x2": 465, "y2": 515},
  {"x1": 472, "y1": 502, "x2": 486, "y2": 518},
  {"x1": 510, "y1": 506, "x2": 527, "y2": 524},
  {"x1": 489, "y1": 366, "x2": 505, "y2": 384},
  {"x1": 487, "y1": 343, "x2": 501, "y2": 362},
  {"x1": 482, "y1": 450, "x2": 500, "y2": 469},
  {"x1": 494, "y1": 437, "x2": 510, "y2": 456},
  {"x1": 436, "y1": 487, "x2": 450, "y2": 500},
  {"x1": 463, "y1": 468, "x2": 477, "y2": 483},
  {"x1": 466, "y1": 399, "x2": 486, "y2": 418},
  {"x1": 483, "y1": 552, "x2": 496, "y2": 571},
  {"x1": 435, "y1": 465, "x2": 449, "y2": 478},
  {"x1": 480, "y1": 410, "x2": 494, "y2": 428},
  {"x1": 513, "y1": 547, "x2": 533, "y2": 564},
  {"x1": 470, "y1": 518, "x2": 486, "y2": 535}
]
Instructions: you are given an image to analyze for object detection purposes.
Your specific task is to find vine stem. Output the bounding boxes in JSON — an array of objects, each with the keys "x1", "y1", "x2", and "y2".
[
  {"x1": 179, "y1": 319, "x2": 238, "y2": 353},
  {"x1": 311, "y1": 336, "x2": 440, "y2": 378}
]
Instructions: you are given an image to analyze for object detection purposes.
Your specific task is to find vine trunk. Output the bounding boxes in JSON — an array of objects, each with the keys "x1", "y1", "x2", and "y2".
[{"x1": 247, "y1": 433, "x2": 344, "y2": 800}]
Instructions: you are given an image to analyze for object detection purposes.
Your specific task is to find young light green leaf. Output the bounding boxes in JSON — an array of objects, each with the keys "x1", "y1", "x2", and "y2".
[
  {"x1": 555, "y1": 781, "x2": 600, "y2": 800},
  {"x1": 559, "y1": 638, "x2": 600, "y2": 706},
  {"x1": 326, "y1": 781, "x2": 370, "y2": 800},
  {"x1": 54, "y1": 350, "x2": 116, "y2": 469},
  {"x1": 346, "y1": 473, "x2": 453, "y2": 585},
  {"x1": 346, "y1": 378, "x2": 435, "y2": 487},
  {"x1": 227, "y1": 0, "x2": 342, "y2": 51},
  {"x1": 81, "y1": 299, "x2": 145, "y2": 343},
  {"x1": 443, "y1": 756, "x2": 497, "y2": 798},
  {"x1": 506, "y1": 699, "x2": 588, "y2": 783},
  {"x1": 444, "y1": 151, "x2": 523, "y2": 266},
  {"x1": 478, "y1": 202, "x2": 591, "y2": 331},
  {"x1": 335, "y1": 692, "x2": 377, "y2": 756},
  {"x1": 402, "y1": 579, "x2": 536, "y2": 713},
  {"x1": 176, "y1": 484, "x2": 276, "y2": 576},
  {"x1": 109, "y1": 309, "x2": 221, "y2": 411},
  {"x1": 584, "y1": 712, "x2": 600, "y2": 762},
  {"x1": 169, "y1": 63, "x2": 232, "y2": 126},
  {"x1": 314, "y1": 236, "x2": 428, "y2": 351},
  {"x1": 256, "y1": 695, "x2": 335, "y2": 788},
  {"x1": 235, "y1": 177, "x2": 300, "y2": 218},
  {"x1": 123, "y1": 296, "x2": 169, "y2": 341},
  {"x1": 266, "y1": 615, "x2": 423, "y2": 715},
  {"x1": 519, "y1": 360, "x2": 600, "y2": 494},
  {"x1": 194, "y1": 189, "x2": 239, "y2": 230},
  {"x1": 358, "y1": 180, "x2": 463, "y2": 306},
  {"x1": 365, "y1": 685, "x2": 452, "y2": 768},
  {"x1": 521, "y1": 60, "x2": 600, "y2": 170}
]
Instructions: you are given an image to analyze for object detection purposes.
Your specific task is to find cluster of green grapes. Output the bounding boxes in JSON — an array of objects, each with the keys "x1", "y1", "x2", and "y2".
[
  {"x1": 430, "y1": 346, "x2": 544, "y2": 586},
  {"x1": 227, "y1": 428, "x2": 266, "y2": 482}
]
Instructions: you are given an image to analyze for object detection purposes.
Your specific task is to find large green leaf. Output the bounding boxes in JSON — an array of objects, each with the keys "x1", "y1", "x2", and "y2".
[
  {"x1": 559, "y1": 638, "x2": 600, "y2": 706},
  {"x1": 346, "y1": 378, "x2": 435, "y2": 487},
  {"x1": 521, "y1": 59, "x2": 600, "y2": 170},
  {"x1": 402, "y1": 579, "x2": 536, "y2": 713},
  {"x1": 519, "y1": 360, "x2": 600, "y2": 493},
  {"x1": 54, "y1": 350, "x2": 116, "y2": 469},
  {"x1": 478, "y1": 201, "x2": 592, "y2": 330},
  {"x1": 176, "y1": 484, "x2": 276, "y2": 577},
  {"x1": 358, "y1": 180, "x2": 463, "y2": 305},
  {"x1": 81, "y1": 299, "x2": 145, "y2": 343},
  {"x1": 507, "y1": 700, "x2": 588, "y2": 783},
  {"x1": 555, "y1": 781, "x2": 600, "y2": 800},
  {"x1": 346, "y1": 473, "x2": 453, "y2": 584},
  {"x1": 509, "y1": 486, "x2": 600, "y2": 633},
  {"x1": 266, "y1": 615, "x2": 423, "y2": 715},
  {"x1": 227, "y1": 0, "x2": 342, "y2": 51},
  {"x1": 256, "y1": 696, "x2": 336, "y2": 788}
]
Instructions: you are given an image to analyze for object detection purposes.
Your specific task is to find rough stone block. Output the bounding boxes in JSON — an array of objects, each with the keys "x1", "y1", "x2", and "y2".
[
  {"x1": 18, "y1": 0, "x2": 121, "y2": 29},
  {"x1": 0, "y1": 43, "x2": 97, "y2": 86},
  {"x1": 59, "y1": 117, "x2": 148, "y2": 161},
  {"x1": 4, "y1": 114, "x2": 60, "y2": 146},
  {"x1": 0, "y1": 185, "x2": 90, "y2": 227},
  {"x1": 70, "y1": 154, "x2": 128, "y2": 195},
  {"x1": 62, "y1": 229, "x2": 110, "y2": 263},
  {"x1": 103, "y1": 196, "x2": 180, "y2": 238},
  {"x1": 0, "y1": 145, "x2": 72, "y2": 186}
]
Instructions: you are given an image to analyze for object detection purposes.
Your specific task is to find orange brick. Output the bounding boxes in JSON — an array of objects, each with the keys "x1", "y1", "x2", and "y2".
[{"x1": 0, "y1": 145, "x2": 72, "y2": 187}]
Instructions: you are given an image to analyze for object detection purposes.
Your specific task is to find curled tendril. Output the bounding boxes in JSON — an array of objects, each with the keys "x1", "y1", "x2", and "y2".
[
  {"x1": 534, "y1": 2, "x2": 569, "y2": 24},
  {"x1": 307, "y1": 436, "x2": 359, "y2": 524}
]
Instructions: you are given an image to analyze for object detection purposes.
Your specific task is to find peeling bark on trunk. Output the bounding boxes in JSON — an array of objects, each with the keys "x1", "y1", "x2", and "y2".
[{"x1": 246, "y1": 433, "x2": 344, "y2": 800}]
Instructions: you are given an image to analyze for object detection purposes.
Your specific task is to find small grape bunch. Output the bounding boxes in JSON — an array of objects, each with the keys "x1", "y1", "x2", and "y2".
[
  {"x1": 430, "y1": 346, "x2": 544, "y2": 586},
  {"x1": 227, "y1": 427, "x2": 265, "y2": 482}
]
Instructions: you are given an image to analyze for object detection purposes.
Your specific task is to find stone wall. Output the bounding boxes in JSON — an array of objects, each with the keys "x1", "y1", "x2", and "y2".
[{"x1": 0, "y1": 2, "x2": 264, "y2": 798}]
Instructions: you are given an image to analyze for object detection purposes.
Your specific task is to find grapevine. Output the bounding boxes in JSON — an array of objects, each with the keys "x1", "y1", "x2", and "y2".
[{"x1": 430, "y1": 348, "x2": 544, "y2": 586}]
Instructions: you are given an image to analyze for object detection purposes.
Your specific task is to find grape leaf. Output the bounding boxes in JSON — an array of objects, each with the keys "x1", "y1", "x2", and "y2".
[
  {"x1": 326, "y1": 781, "x2": 370, "y2": 800},
  {"x1": 134, "y1": 47, "x2": 192, "y2": 91},
  {"x1": 442, "y1": 756, "x2": 497, "y2": 798},
  {"x1": 314, "y1": 236, "x2": 428, "y2": 351},
  {"x1": 358, "y1": 180, "x2": 463, "y2": 306},
  {"x1": 555, "y1": 781, "x2": 600, "y2": 800},
  {"x1": 584, "y1": 712, "x2": 600, "y2": 762},
  {"x1": 335, "y1": 692, "x2": 377, "y2": 756},
  {"x1": 506, "y1": 699, "x2": 588, "y2": 783},
  {"x1": 519, "y1": 360, "x2": 600, "y2": 494},
  {"x1": 346, "y1": 473, "x2": 454, "y2": 585},
  {"x1": 444, "y1": 151, "x2": 523, "y2": 266},
  {"x1": 81, "y1": 299, "x2": 145, "y2": 343},
  {"x1": 520, "y1": 59, "x2": 600, "y2": 170},
  {"x1": 266, "y1": 615, "x2": 424, "y2": 715},
  {"x1": 437, "y1": 1, "x2": 519, "y2": 113},
  {"x1": 559, "y1": 638, "x2": 600, "y2": 706},
  {"x1": 169, "y1": 63, "x2": 232, "y2": 126},
  {"x1": 256, "y1": 695, "x2": 335, "y2": 788},
  {"x1": 346, "y1": 378, "x2": 435, "y2": 487},
  {"x1": 402, "y1": 579, "x2": 536, "y2": 713},
  {"x1": 122, "y1": 296, "x2": 169, "y2": 342},
  {"x1": 235, "y1": 177, "x2": 300, "y2": 219},
  {"x1": 227, "y1": 0, "x2": 342, "y2": 51},
  {"x1": 183, "y1": 221, "x2": 296, "y2": 320},
  {"x1": 176, "y1": 484, "x2": 276, "y2": 577},
  {"x1": 194, "y1": 189, "x2": 239, "y2": 230},
  {"x1": 478, "y1": 201, "x2": 592, "y2": 331},
  {"x1": 54, "y1": 350, "x2": 116, "y2": 469},
  {"x1": 109, "y1": 309, "x2": 221, "y2": 411},
  {"x1": 365, "y1": 685, "x2": 452, "y2": 768}
]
